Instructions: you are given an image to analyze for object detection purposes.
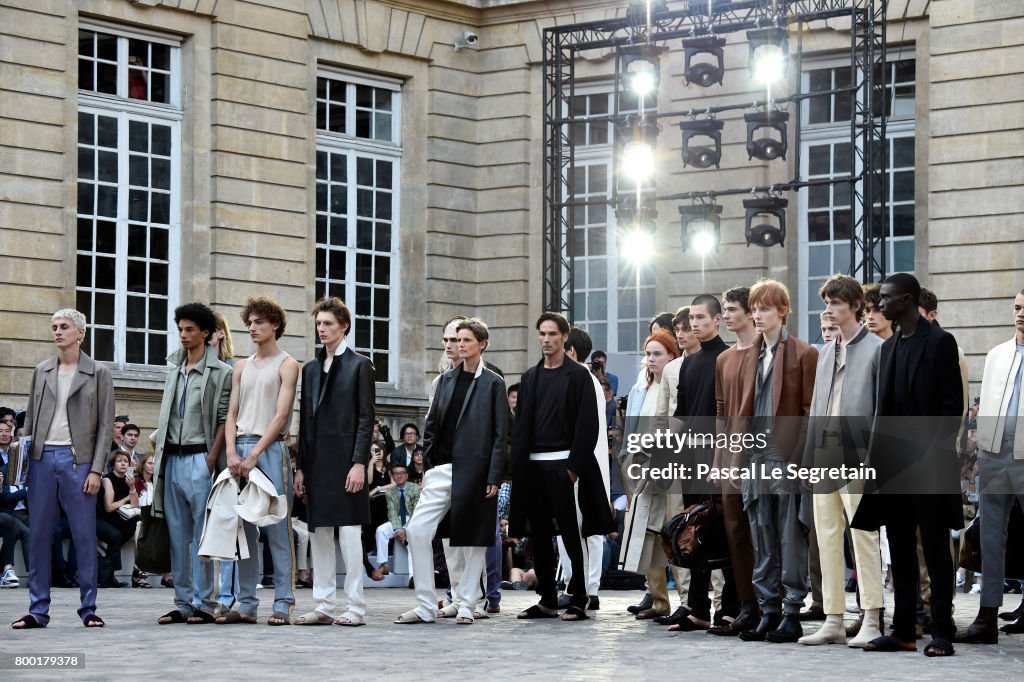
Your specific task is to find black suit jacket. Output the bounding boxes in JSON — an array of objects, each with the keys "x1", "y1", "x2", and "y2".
[{"x1": 852, "y1": 317, "x2": 964, "y2": 531}]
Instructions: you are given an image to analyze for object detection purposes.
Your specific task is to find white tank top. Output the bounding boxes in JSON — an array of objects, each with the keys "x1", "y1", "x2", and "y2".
[{"x1": 235, "y1": 351, "x2": 291, "y2": 437}]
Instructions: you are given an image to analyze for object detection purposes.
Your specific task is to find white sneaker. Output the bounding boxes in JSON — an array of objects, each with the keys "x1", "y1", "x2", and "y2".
[
  {"x1": 970, "y1": 583, "x2": 982, "y2": 594},
  {"x1": 0, "y1": 566, "x2": 19, "y2": 588}
]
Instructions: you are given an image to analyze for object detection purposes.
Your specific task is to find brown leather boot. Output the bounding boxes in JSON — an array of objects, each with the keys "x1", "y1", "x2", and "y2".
[{"x1": 955, "y1": 606, "x2": 998, "y2": 644}]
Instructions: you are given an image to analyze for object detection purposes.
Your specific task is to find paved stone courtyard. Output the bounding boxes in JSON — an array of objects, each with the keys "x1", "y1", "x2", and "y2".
[{"x1": 2, "y1": 586, "x2": 1024, "y2": 679}]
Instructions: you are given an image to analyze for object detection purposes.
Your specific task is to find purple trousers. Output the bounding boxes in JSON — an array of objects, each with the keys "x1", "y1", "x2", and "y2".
[{"x1": 27, "y1": 445, "x2": 99, "y2": 625}]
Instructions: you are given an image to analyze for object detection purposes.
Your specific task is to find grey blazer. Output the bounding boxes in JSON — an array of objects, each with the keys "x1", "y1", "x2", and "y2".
[
  {"x1": 805, "y1": 326, "x2": 882, "y2": 452},
  {"x1": 23, "y1": 352, "x2": 115, "y2": 475}
]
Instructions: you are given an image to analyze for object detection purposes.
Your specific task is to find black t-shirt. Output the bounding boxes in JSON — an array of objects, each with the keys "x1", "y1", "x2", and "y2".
[
  {"x1": 530, "y1": 363, "x2": 573, "y2": 452},
  {"x1": 434, "y1": 369, "x2": 474, "y2": 466}
]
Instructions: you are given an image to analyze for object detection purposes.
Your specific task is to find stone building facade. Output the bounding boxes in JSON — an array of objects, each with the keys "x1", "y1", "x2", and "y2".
[{"x1": 1, "y1": 0, "x2": 1021, "y2": 436}]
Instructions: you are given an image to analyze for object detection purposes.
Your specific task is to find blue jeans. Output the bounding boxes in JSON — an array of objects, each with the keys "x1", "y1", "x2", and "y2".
[
  {"x1": 27, "y1": 446, "x2": 98, "y2": 625},
  {"x1": 163, "y1": 452, "x2": 216, "y2": 615},
  {"x1": 235, "y1": 438, "x2": 294, "y2": 617},
  {"x1": 218, "y1": 560, "x2": 237, "y2": 608}
]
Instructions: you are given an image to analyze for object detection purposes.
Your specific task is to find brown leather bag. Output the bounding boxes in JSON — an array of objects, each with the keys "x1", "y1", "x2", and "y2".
[{"x1": 661, "y1": 497, "x2": 729, "y2": 569}]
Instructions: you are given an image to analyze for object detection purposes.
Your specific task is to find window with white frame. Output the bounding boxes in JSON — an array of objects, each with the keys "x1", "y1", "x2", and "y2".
[
  {"x1": 315, "y1": 71, "x2": 400, "y2": 383},
  {"x1": 799, "y1": 57, "x2": 916, "y2": 342},
  {"x1": 568, "y1": 89, "x2": 655, "y2": 354},
  {"x1": 76, "y1": 26, "x2": 181, "y2": 366}
]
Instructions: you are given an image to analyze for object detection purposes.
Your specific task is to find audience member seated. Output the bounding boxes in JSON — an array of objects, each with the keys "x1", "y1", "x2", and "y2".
[
  {"x1": 500, "y1": 520, "x2": 537, "y2": 591},
  {"x1": 95, "y1": 451, "x2": 140, "y2": 588},
  {"x1": 119, "y1": 423, "x2": 143, "y2": 470},
  {"x1": 372, "y1": 464, "x2": 420, "y2": 580},
  {"x1": 390, "y1": 423, "x2": 420, "y2": 466},
  {"x1": 134, "y1": 453, "x2": 171, "y2": 588},
  {"x1": 1, "y1": 419, "x2": 29, "y2": 586},
  {"x1": 408, "y1": 447, "x2": 430, "y2": 485}
]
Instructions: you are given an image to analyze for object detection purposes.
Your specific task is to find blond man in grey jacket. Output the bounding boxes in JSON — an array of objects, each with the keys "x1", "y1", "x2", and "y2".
[{"x1": 12, "y1": 309, "x2": 114, "y2": 630}]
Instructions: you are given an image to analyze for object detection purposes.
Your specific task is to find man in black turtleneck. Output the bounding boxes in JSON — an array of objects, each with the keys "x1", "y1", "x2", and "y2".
[{"x1": 667, "y1": 294, "x2": 737, "y2": 631}]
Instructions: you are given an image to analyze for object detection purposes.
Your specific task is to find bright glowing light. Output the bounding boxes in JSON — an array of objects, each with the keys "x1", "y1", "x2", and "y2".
[
  {"x1": 752, "y1": 47, "x2": 786, "y2": 84},
  {"x1": 630, "y1": 66, "x2": 657, "y2": 97},
  {"x1": 620, "y1": 228, "x2": 655, "y2": 265},
  {"x1": 621, "y1": 142, "x2": 655, "y2": 183},
  {"x1": 691, "y1": 228, "x2": 717, "y2": 255}
]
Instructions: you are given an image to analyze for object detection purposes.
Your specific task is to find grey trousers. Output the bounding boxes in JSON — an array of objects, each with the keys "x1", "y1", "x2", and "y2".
[
  {"x1": 978, "y1": 450, "x2": 1024, "y2": 608},
  {"x1": 744, "y1": 459, "x2": 809, "y2": 615}
]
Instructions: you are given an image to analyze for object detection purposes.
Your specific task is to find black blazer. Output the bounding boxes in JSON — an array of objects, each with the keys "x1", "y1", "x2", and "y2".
[
  {"x1": 423, "y1": 363, "x2": 509, "y2": 546},
  {"x1": 852, "y1": 317, "x2": 964, "y2": 531},
  {"x1": 298, "y1": 345, "x2": 376, "y2": 529}
]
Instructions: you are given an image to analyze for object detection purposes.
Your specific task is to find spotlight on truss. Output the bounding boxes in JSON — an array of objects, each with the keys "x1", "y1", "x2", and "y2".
[
  {"x1": 747, "y1": 27, "x2": 788, "y2": 85},
  {"x1": 680, "y1": 119, "x2": 724, "y2": 169},
  {"x1": 683, "y1": 36, "x2": 726, "y2": 87},
  {"x1": 745, "y1": 110, "x2": 789, "y2": 161},
  {"x1": 679, "y1": 203, "x2": 721, "y2": 254},
  {"x1": 743, "y1": 196, "x2": 788, "y2": 247}
]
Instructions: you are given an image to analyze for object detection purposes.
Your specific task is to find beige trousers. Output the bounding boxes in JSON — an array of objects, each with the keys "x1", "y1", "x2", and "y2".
[{"x1": 813, "y1": 487, "x2": 884, "y2": 613}]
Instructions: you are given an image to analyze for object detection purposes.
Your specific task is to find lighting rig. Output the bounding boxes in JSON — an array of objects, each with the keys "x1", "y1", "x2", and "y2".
[{"x1": 543, "y1": 0, "x2": 889, "y2": 320}]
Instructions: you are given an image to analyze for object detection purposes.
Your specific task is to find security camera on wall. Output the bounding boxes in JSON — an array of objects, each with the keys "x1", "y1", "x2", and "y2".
[{"x1": 454, "y1": 30, "x2": 479, "y2": 51}]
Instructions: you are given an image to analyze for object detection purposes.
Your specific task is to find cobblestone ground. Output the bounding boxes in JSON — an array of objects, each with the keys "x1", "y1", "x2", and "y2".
[{"x1": 3, "y1": 586, "x2": 1024, "y2": 680}]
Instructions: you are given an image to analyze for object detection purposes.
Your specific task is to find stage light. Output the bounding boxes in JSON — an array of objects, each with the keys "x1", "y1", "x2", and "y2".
[
  {"x1": 747, "y1": 27, "x2": 788, "y2": 85},
  {"x1": 616, "y1": 194, "x2": 658, "y2": 225},
  {"x1": 745, "y1": 110, "x2": 789, "y2": 161},
  {"x1": 743, "y1": 196, "x2": 788, "y2": 247},
  {"x1": 621, "y1": 141, "x2": 655, "y2": 183},
  {"x1": 680, "y1": 119, "x2": 724, "y2": 169},
  {"x1": 620, "y1": 44, "x2": 661, "y2": 99},
  {"x1": 683, "y1": 36, "x2": 726, "y2": 87},
  {"x1": 620, "y1": 226, "x2": 655, "y2": 265},
  {"x1": 679, "y1": 203, "x2": 721, "y2": 254}
]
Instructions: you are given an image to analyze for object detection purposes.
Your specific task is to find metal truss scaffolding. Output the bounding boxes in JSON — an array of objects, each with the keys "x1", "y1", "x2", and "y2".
[{"x1": 542, "y1": 0, "x2": 889, "y2": 318}]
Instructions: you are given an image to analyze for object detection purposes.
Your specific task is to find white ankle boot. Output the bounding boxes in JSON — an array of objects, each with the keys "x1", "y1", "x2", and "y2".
[
  {"x1": 798, "y1": 614, "x2": 846, "y2": 645},
  {"x1": 849, "y1": 608, "x2": 883, "y2": 648}
]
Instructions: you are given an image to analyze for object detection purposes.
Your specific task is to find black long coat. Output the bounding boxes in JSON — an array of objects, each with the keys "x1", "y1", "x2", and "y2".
[
  {"x1": 424, "y1": 364, "x2": 509, "y2": 546},
  {"x1": 298, "y1": 345, "x2": 376, "y2": 529},
  {"x1": 852, "y1": 317, "x2": 965, "y2": 532},
  {"x1": 509, "y1": 358, "x2": 615, "y2": 539}
]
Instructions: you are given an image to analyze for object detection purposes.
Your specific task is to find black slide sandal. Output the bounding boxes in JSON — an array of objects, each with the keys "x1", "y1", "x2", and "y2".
[{"x1": 518, "y1": 604, "x2": 559, "y2": 619}]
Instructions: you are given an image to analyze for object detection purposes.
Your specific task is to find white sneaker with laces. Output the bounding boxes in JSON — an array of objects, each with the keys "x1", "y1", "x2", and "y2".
[{"x1": 1, "y1": 566, "x2": 19, "y2": 588}]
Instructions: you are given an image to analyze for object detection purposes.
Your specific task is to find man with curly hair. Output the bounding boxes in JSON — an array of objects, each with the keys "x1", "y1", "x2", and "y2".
[
  {"x1": 152, "y1": 303, "x2": 232, "y2": 626},
  {"x1": 221, "y1": 296, "x2": 300, "y2": 625}
]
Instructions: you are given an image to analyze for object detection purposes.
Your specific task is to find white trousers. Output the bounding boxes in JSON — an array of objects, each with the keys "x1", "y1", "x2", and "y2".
[
  {"x1": 309, "y1": 524, "x2": 366, "y2": 618},
  {"x1": 375, "y1": 521, "x2": 396, "y2": 567},
  {"x1": 557, "y1": 535, "x2": 605, "y2": 597},
  {"x1": 293, "y1": 519, "x2": 310, "y2": 572},
  {"x1": 407, "y1": 464, "x2": 486, "y2": 621},
  {"x1": 813, "y1": 487, "x2": 885, "y2": 613}
]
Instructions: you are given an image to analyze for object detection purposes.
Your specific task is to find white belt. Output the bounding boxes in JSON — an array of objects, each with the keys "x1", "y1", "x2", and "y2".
[{"x1": 530, "y1": 450, "x2": 570, "y2": 461}]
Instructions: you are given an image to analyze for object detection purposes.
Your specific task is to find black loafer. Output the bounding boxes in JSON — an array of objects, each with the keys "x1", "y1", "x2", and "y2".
[
  {"x1": 654, "y1": 605, "x2": 691, "y2": 626},
  {"x1": 627, "y1": 593, "x2": 654, "y2": 615},
  {"x1": 587, "y1": 595, "x2": 600, "y2": 611}
]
